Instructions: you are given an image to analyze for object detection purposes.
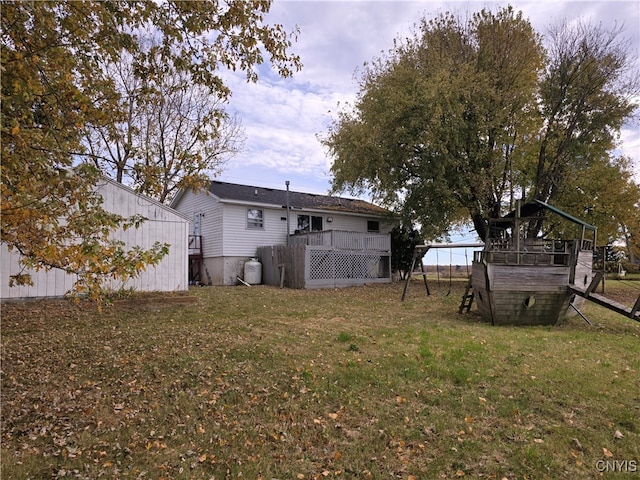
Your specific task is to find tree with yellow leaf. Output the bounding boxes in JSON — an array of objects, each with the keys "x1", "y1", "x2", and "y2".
[{"x1": 1, "y1": 1, "x2": 301, "y2": 300}]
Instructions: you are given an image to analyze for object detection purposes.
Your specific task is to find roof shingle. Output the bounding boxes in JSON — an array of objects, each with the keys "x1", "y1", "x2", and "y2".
[{"x1": 209, "y1": 181, "x2": 389, "y2": 216}]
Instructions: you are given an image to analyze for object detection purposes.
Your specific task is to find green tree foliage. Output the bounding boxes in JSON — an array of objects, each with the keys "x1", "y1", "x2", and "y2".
[
  {"x1": 1, "y1": 1, "x2": 301, "y2": 300},
  {"x1": 325, "y1": 7, "x2": 543, "y2": 240},
  {"x1": 390, "y1": 225, "x2": 421, "y2": 279},
  {"x1": 549, "y1": 156, "x2": 640, "y2": 244},
  {"x1": 323, "y1": 6, "x2": 638, "y2": 244}
]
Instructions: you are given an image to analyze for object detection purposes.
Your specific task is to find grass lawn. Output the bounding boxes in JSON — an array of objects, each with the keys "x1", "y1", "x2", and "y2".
[{"x1": 2, "y1": 279, "x2": 639, "y2": 479}]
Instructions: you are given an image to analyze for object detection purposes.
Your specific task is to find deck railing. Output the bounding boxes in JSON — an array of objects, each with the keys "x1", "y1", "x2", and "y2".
[
  {"x1": 188, "y1": 235, "x2": 203, "y2": 257},
  {"x1": 289, "y1": 230, "x2": 391, "y2": 252},
  {"x1": 476, "y1": 238, "x2": 574, "y2": 266}
]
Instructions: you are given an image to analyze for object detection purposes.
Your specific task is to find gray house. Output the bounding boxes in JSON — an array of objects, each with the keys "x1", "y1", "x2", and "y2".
[{"x1": 170, "y1": 181, "x2": 395, "y2": 287}]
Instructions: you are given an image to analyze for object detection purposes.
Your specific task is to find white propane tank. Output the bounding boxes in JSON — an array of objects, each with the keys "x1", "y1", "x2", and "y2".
[{"x1": 244, "y1": 258, "x2": 262, "y2": 285}]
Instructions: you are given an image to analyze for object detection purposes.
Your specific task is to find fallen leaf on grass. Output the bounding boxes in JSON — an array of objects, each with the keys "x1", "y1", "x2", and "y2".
[
  {"x1": 603, "y1": 447, "x2": 613, "y2": 458},
  {"x1": 614, "y1": 429, "x2": 624, "y2": 439}
]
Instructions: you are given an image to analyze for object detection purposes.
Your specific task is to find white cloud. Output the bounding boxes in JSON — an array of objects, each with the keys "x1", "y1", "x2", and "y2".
[{"x1": 217, "y1": 0, "x2": 640, "y2": 194}]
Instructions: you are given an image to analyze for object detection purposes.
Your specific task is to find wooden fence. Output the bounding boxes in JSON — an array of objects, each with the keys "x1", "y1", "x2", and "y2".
[{"x1": 258, "y1": 244, "x2": 307, "y2": 289}]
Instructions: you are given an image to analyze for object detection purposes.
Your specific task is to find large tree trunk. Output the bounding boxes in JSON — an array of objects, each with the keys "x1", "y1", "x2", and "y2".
[{"x1": 471, "y1": 213, "x2": 489, "y2": 242}]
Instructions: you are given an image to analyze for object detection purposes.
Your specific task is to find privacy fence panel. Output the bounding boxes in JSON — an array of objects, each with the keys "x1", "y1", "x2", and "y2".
[{"x1": 258, "y1": 244, "x2": 306, "y2": 289}]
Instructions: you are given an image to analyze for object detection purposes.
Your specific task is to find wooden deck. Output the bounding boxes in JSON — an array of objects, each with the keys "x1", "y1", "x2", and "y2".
[{"x1": 276, "y1": 230, "x2": 392, "y2": 289}]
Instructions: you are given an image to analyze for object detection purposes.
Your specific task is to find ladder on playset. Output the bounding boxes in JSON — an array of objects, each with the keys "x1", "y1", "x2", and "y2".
[{"x1": 458, "y1": 276, "x2": 474, "y2": 314}]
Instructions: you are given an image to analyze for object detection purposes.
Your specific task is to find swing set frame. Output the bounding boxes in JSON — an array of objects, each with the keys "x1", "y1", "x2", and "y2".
[{"x1": 400, "y1": 243, "x2": 484, "y2": 301}]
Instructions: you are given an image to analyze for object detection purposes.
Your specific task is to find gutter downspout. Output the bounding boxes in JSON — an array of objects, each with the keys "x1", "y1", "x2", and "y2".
[{"x1": 286, "y1": 180, "x2": 290, "y2": 246}]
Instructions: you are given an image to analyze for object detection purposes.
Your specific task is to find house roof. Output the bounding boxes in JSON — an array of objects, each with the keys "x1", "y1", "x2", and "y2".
[{"x1": 207, "y1": 181, "x2": 390, "y2": 216}]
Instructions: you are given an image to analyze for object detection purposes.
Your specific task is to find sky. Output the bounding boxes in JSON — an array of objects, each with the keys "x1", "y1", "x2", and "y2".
[
  {"x1": 216, "y1": 0, "x2": 639, "y2": 201},
  {"x1": 213, "y1": 0, "x2": 639, "y2": 263},
  {"x1": 214, "y1": 0, "x2": 639, "y2": 264}
]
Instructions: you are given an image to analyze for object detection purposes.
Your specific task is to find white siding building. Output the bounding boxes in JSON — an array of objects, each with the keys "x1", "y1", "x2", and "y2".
[
  {"x1": 1, "y1": 178, "x2": 190, "y2": 300},
  {"x1": 171, "y1": 182, "x2": 393, "y2": 285},
  {"x1": 171, "y1": 181, "x2": 396, "y2": 286}
]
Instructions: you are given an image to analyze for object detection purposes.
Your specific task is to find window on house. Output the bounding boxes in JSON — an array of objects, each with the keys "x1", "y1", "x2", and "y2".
[
  {"x1": 247, "y1": 208, "x2": 264, "y2": 229},
  {"x1": 193, "y1": 212, "x2": 202, "y2": 236},
  {"x1": 297, "y1": 215, "x2": 323, "y2": 232},
  {"x1": 367, "y1": 220, "x2": 380, "y2": 233}
]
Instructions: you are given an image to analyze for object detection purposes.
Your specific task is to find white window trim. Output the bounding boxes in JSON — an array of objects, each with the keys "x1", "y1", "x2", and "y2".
[
  {"x1": 247, "y1": 207, "x2": 264, "y2": 229},
  {"x1": 367, "y1": 220, "x2": 380, "y2": 233},
  {"x1": 297, "y1": 214, "x2": 323, "y2": 232}
]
